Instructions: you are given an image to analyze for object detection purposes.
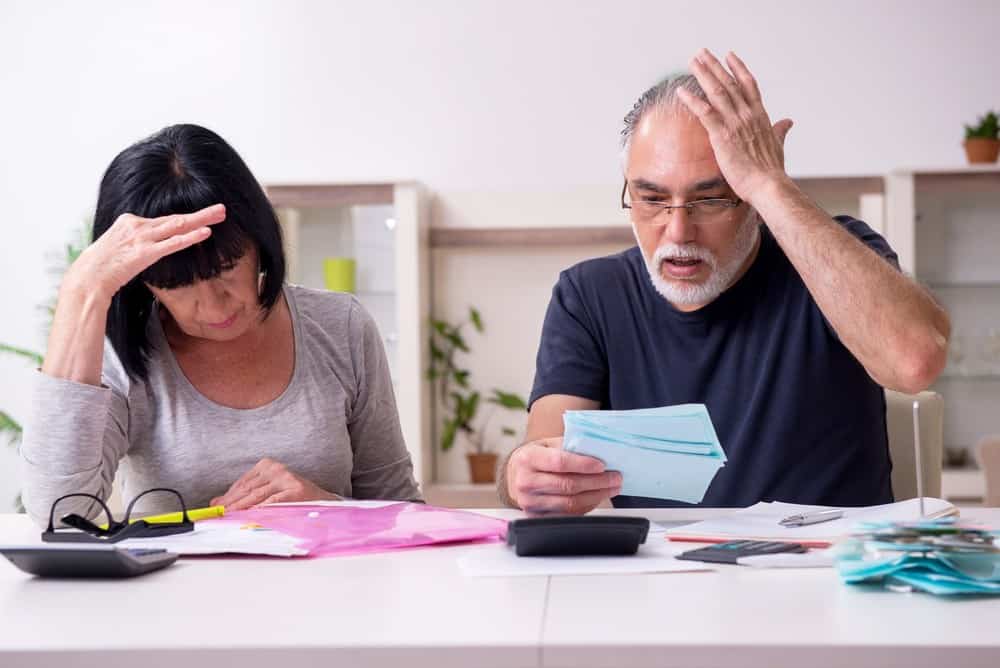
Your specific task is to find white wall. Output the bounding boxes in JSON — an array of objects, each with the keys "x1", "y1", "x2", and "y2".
[{"x1": 1, "y1": 0, "x2": 997, "y2": 504}]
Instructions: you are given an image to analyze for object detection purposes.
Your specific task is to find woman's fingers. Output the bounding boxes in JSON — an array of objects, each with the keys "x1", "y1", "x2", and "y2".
[
  {"x1": 258, "y1": 490, "x2": 296, "y2": 506},
  {"x1": 149, "y1": 226, "x2": 212, "y2": 262},
  {"x1": 211, "y1": 462, "x2": 268, "y2": 507},
  {"x1": 225, "y1": 482, "x2": 279, "y2": 511},
  {"x1": 149, "y1": 204, "x2": 226, "y2": 242}
]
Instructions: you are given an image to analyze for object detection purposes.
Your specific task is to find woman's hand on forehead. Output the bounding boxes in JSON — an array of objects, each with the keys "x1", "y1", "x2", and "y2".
[{"x1": 67, "y1": 203, "x2": 227, "y2": 301}]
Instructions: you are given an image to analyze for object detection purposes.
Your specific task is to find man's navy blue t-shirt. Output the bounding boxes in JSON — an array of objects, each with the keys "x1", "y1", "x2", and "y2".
[{"x1": 530, "y1": 217, "x2": 897, "y2": 508}]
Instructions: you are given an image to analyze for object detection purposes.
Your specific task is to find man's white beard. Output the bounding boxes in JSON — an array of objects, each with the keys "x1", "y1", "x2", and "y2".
[{"x1": 639, "y1": 211, "x2": 761, "y2": 307}]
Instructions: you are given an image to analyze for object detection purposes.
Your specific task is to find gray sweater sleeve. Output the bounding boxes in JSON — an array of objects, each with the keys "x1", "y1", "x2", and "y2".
[
  {"x1": 346, "y1": 298, "x2": 422, "y2": 501},
  {"x1": 19, "y1": 343, "x2": 130, "y2": 525}
]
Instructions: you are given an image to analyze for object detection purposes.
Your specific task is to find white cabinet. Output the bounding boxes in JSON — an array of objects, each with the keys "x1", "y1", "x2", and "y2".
[
  {"x1": 886, "y1": 167, "x2": 1000, "y2": 496},
  {"x1": 267, "y1": 183, "x2": 433, "y2": 491}
]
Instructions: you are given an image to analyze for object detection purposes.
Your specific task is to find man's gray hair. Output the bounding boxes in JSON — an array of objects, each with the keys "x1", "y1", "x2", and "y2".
[{"x1": 620, "y1": 73, "x2": 708, "y2": 160}]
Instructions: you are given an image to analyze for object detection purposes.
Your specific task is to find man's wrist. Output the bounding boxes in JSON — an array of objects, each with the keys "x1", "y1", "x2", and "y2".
[
  {"x1": 496, "y1": 444, "x2": 524, "y2": 509},
  {"x1": 747, "y1": 173, "x2": 810, "y2": 226}
]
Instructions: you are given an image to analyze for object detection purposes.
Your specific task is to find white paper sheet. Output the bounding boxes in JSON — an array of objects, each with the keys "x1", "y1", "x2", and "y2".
[
  {"x1": 664, "y1": 497, "x2": 957, "y2": 543},
  {"x1": 457, "y1": 542, "x2": 713, "y2": 577},
  {"x1": 119, "y1": 521, "x2": 308, "y2": 556},
  {"x1": 737, "y1": 548, "x2": 836, "y2": 568}
]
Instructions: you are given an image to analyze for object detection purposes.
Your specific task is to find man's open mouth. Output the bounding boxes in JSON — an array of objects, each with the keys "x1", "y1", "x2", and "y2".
[{"x1": 661, "y1": 257, "x2": 705, "y2": 279}]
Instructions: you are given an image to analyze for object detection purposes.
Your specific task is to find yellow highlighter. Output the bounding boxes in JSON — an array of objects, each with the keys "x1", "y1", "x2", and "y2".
[
  {"x1": 137, "y1": 505, "x2": 226, "y2": 524},
  {"x1": 98, "y1": 505, "x2": 225, "y2": 529}
]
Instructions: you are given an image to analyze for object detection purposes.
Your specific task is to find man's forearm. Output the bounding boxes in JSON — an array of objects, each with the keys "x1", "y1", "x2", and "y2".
[{"x1": 751, "y1": 177, "x2": 949, "y2": 393}]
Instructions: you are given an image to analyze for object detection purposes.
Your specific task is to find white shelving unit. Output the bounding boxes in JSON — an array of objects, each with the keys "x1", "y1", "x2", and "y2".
[
  {"x1": 886, "y1": 166, "x2": 1000, "y2": 502},
  {"x1": 267, "y1": 183, "x2": 433, "y2": 492}
]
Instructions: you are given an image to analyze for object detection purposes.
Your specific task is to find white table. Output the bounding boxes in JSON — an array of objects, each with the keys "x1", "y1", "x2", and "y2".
[{"x1": 1, "y1": 507, "x2": 998, "y2": 668}]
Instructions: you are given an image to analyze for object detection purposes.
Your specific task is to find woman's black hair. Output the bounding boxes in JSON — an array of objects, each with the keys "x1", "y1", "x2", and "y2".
[{"x1": 93, "y1": 124, "x2": 285, "y2": 381}]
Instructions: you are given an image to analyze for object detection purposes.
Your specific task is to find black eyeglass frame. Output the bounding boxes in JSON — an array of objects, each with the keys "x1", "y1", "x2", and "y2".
[{"x1": 42, "y1": 487, "x2": 195, "y2": 544}]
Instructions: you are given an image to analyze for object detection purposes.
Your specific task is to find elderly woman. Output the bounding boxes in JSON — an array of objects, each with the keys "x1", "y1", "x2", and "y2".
[{"x1": 21, "y1": 124, "x2": 420, "y2": 524}]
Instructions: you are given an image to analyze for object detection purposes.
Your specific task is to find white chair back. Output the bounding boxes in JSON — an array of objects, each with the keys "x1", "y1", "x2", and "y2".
[{"x1": 884, "y1": 390, "x2": 943, "y2": 500}]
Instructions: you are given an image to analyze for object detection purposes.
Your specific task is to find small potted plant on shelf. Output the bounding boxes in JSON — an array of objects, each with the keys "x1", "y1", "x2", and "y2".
[
  {"x1": 963, "y1": 110, "x2": 1000, "y2": 164},
  {"x1": 428, "y1": 308, "x2": 527, "y2": 484}
]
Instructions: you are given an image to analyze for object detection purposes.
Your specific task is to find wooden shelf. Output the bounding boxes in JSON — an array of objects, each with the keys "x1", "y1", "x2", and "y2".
[
  {"x1": 267, "y1": 183, "x2": 395, "y2": 208},
  {"x1": 430, "y1": 226, "x2": 635, "y2": 248},
  {"x1": 907, "y1": 166, "x2": 1000, "y2": 195},
  {"x1": 794, "y1": 175, "x2": 884, "y2": 198}
]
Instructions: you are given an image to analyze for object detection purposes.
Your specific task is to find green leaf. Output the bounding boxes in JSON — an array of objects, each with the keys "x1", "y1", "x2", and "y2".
[
  {"x1": 0, "y1": 411, "x2": 23, "y2": 447},
  {"x1": 451, "y1": 390, "x2": 481, "y2": 426},
  {"x1": 446, "y1": 331, "x2": 469, "y2": 353},
  {"x1": 448, "y1": 391, "x2": 464, "y2": 413},
  {"x1": 432, "y1": 320, "x2": 449, "y2": 336},
  {"x1": 469, "y1": 307, "x2": 484, "y2": 332},
  {"x1": 429, "y1": 340, "x2": 444, "y2": 361},
  {"x1": 453, "y1": 369, "x2": 470, "y2": 388},
  {"x1": 426, "y1": 368, "x2": 439, "y2": 381},
  {"x1": 440, "y1": 418, "x2": 457, "y2": 451},
  {"x1": 965, "y1": 110, "x2": 1000, "y2": 139},
  {"x1": 488, "y1": 389, "x2": 528, "y2": 411},
  {"x1": 0, "y1": 344, "x2": 44, "y2": 367}
]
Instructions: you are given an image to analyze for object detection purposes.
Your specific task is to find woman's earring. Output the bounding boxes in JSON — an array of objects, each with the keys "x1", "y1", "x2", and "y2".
[{"x1": 258, "y1": 271, "x2": 265, "y2": 297}]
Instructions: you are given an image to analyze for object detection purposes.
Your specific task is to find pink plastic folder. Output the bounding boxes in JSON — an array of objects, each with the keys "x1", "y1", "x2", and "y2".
[{"x1": 220, "y1": 502, "x2": 507, "y2": 557}]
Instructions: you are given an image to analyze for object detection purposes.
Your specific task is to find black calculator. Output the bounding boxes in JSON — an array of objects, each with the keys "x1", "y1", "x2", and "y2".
[
  {"x1": 507, "y1": 516, "x2": 650, "y2": 556},
  {"x1": 676, "y1": 540, "x2": 807, "y2": 565},
  {"x1": 0, "y1": 547, "x2": 178, "y2": 578}
]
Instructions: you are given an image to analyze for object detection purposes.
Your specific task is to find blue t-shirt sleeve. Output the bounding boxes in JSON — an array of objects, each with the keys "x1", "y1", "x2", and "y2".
[
  {"x1": 835, "y1": 215, "x2": 900, "y2": 270},
  {"x1": 529, "y1": 270, "x2": 608, "y2": 409}
]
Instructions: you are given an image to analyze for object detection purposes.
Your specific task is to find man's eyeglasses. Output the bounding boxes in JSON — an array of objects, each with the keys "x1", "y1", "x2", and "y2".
[
  {"x1": 42, "y1": 488, "x2": 194, "y2": 543},
  {"x1": 621, "y1": 179, "x2": 742, "y2": 225}
]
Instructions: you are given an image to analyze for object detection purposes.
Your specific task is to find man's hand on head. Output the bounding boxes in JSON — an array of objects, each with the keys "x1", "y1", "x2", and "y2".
[
  {"x1": 676, "y1": 49, "x2": 794, "y2": 205},
  {"x1": 505, "y1": 437, "x2": 622, "y2": 515}
]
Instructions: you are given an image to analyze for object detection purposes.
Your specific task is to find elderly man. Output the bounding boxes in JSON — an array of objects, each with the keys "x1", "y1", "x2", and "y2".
[{"x1": 500, "y1": 49, "x2": 950, "y2": 513}]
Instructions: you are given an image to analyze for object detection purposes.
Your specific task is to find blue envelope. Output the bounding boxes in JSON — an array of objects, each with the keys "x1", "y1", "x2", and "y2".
[{"x1": 563, "y1": 404, "x2": 726, "y2": 503}]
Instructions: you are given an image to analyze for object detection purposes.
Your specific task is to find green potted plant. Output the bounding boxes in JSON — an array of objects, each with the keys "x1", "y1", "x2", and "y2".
[
  {"x1": 428, "y1": 308, "x2": 527, "y2": 483},
  {"x1": 963, "y1": 110, "x2": 1000, "y2": 164}
]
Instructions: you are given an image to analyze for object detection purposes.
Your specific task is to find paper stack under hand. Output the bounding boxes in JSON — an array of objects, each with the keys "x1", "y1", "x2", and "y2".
[{"x1": 563, "y1": 404, "x2": 727, "y2": 503}]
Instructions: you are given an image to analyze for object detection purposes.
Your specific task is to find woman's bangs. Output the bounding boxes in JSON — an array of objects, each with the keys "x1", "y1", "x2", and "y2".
[
  {"x1": 139, "y1": 220, "x2": 249, "y2": 289},
  {"x1": 135, "y1": 181, "x2": 249, "y2": 290}
]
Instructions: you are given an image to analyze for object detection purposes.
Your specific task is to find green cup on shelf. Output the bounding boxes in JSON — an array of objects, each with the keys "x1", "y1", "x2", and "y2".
[{"x1": 323, "y1": 257, "x2": 356, "y2": 294}]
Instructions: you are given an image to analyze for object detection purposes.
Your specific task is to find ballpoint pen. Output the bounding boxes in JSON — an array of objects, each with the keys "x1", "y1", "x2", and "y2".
[{"x1": 778, "y1": 509, "x2": 844, "y2": 527}]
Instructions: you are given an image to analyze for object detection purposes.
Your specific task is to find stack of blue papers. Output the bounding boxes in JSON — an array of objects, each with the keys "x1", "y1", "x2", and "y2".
[
  {"x1": 836, "y1": 519, "x2": 1000, "y2": 596},
  {"x1": 563, "y1": 404, "x2": 726, "y2": 503}
]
